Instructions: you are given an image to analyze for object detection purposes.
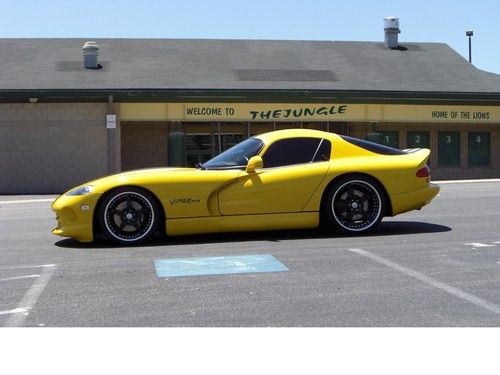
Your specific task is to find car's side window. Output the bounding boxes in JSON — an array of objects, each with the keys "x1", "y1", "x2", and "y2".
[
  {"x1": 262, "y1": 137, "x2": 330, "y2": 168},
  {"x1": 313, "y1": 139, "x2": 332, "y2": 162}
]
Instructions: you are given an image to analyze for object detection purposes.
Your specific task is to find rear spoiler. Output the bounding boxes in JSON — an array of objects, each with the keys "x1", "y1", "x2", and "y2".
[
  {"x1": 402, "y1": 148, "x2": 423, "y2": 154},
  {"x1": 402, "y1": 148, "x2": 431, "y2": 166}
]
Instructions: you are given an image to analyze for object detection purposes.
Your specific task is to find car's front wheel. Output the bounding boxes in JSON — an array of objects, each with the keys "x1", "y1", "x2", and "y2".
[
  {"x1": 323, "y1": 176, "x2": 385, "y2": 234},
  {"x1": 98, "y1": 187, "x2": 160, "y2": 245}
]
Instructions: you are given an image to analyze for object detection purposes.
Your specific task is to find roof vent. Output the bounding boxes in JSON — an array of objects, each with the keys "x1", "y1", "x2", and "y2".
[
  {"x1": 384, "y1": 17, "x2": 400, "y2": 49},
  {"x1": 82, "y1": 41, "x2": 100, "y2": 69}
]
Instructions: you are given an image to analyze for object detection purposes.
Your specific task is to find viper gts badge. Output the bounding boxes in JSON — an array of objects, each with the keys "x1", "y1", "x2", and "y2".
[{"x1": 169, "y1": 198, "x2": 201, "y2": 205}]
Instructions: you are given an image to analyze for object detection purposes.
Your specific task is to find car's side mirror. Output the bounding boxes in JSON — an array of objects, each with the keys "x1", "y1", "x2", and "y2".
[{"x1": 245, "y1": 156, "x2": 263, "y2": 173}]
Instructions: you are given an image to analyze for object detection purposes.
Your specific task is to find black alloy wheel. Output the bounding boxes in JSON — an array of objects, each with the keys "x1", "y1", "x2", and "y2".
[
  {"x1": 324, "y1": 176, "x2": 385, "y2": 234},
  {"x1": 98, "y1": 187, "x2": 160, "y2": 245}
]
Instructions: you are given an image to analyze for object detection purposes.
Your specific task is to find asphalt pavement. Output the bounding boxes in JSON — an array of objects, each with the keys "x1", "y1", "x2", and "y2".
[{"x1": 0, "y1": 181, "x2": 499, "y2": 326}]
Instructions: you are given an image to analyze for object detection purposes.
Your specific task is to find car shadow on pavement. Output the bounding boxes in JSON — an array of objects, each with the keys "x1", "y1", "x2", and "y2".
[{"x1": 54, "y1": 221, "x2": 451, "y2": 249}]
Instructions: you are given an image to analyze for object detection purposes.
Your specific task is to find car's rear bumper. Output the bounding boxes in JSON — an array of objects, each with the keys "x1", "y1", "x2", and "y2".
[{"x1": 390, "y1": 183, "x2": 440, "y2": 216}]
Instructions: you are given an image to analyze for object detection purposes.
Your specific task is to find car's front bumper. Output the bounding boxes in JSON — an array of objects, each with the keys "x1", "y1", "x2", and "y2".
[{"x1": 51, "y1": 193, "x2": 102, "y2": 243}]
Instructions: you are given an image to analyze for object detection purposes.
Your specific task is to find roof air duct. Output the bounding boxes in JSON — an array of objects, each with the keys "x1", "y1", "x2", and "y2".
[
  {"x1": 82, "y1": 41, "x2": 99, "y2": 69},
  {"x1": 384, "y1": 17, "x2": 400, "y2": 49}
]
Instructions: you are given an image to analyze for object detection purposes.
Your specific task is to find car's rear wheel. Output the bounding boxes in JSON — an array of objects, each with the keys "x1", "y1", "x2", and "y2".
[
  {"x1": 98, "y1": 187, "x2": 160, "y2": 245},
  {"x1": 323, "y1": 176, "x2": 385, "y2": 234}
]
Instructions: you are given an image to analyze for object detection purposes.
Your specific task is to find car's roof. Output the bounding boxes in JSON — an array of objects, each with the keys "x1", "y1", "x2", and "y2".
[{"x1": 255, "y1": 128, "x2": 339, "y2": 143}]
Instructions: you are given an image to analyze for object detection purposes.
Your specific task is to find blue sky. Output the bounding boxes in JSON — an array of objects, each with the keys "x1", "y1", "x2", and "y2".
[{"x1": 1, "y1": 0, "x2": 499, "y2": 73}]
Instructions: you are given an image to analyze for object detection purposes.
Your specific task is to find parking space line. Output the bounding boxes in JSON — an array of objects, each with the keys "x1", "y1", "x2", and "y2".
[
  {"x1": 0, "y1": 308, "x2": 28, "y2": 316},
  {"x1": 436, "y1": 179, "x2": 500, "y2": 184},
  {"x1": 4, "y1": 264, "x2": 58, "y2": 327},
  {"x1": 0, "y1": 264, "x2": 56, "y2": 270},
  {"x1": 347, "y1": 248, "x2": 500, "y2": 315},
  {"x1": 0, "y1": 198, "x2": 55, "y2": 205},
  {"x1": 0, "y1": 274, "x2": 40, "y2": 282}
]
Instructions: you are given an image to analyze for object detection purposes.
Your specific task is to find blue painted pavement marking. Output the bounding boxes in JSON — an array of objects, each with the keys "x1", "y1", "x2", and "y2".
[{"x1": 154, "y1": 254, "x2": 288, "y2": 278}]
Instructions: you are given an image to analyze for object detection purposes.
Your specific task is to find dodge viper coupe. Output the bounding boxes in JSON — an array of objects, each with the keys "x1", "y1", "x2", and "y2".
[{"x1": 52, "y1": 129, "x2": 440, "y2": 245}]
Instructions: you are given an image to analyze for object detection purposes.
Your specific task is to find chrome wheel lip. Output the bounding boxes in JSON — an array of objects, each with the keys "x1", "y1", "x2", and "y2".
[
  {"x1": 103, "y1": 191, "x2": 155, "y2": 242},
  {"x1": 331, "y1": 179, "x2": 382, "y2": 232}
]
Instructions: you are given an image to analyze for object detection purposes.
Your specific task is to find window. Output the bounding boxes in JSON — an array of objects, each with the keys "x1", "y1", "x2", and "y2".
[
  {"x1": 438, "y1": 132, "x2": 460, "y2": 167},
  {"x1": 217, "y1": 134, "x2": 245, "y2": 153},
  {"x1": 342, "y1": 136, "x2": 406, "y2": 155},
  {"x1": 186, "y1": 134, "x2": 213, "y2": 167},
  {"x1": 202, "y1": 137, "x2": 263, "y2": 170},
  {"x1": 313, "y1": 139, "x2": 332, "y2": 162},
  {"x1": 185, "y1": 132, "x2": 246, "y2": 168},
  {"x1": 262, "y1": 138, "x2": 329, "y2": 168},
  {"x1": 468, "y1": 132, "x2": 490, "y2": 167}
]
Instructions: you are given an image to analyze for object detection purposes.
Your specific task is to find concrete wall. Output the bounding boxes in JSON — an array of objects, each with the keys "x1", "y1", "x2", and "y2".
[{"x1": 0, "y1": 103, "x2": 110, "y2": 194}]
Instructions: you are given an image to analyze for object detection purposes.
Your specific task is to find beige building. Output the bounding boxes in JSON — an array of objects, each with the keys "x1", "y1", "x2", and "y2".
[{"x1": 1, "y1": 35, "x2": 499, "y2": 194}]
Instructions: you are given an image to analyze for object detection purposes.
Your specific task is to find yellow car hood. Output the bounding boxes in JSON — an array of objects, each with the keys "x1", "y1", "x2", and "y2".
[{"x1": 78, "y1": 167, "x2": 205, "y2": 193}]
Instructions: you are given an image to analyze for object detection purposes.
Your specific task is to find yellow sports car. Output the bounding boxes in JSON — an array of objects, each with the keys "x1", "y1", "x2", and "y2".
[{"x1": 52, "y1": 129, "x2": 439, "y2": 245}]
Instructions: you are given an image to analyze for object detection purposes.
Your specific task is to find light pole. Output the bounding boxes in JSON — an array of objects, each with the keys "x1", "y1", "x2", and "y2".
[{"x1": 466, "y1": 30, "x2": 473, "y2": 63}]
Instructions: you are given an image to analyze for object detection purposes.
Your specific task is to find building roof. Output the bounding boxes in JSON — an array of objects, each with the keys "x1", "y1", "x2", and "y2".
[{"x1": 1, "y1": 38, "x2": 500, "y2": 103}]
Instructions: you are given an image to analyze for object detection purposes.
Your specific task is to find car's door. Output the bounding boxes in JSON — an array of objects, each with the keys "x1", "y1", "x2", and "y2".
[{"x1": 218, "y1": 137, "x2": 331, "y2": 215}]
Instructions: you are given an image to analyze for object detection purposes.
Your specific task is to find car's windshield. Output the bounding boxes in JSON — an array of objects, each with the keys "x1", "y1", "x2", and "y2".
[{"x1": 201, "y1": 137, "x2": 264, "y2": 170}]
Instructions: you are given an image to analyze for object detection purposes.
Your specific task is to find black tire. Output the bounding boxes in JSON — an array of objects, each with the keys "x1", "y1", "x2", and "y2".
[
  {"x1": 323, "y1": 176, "x2": 385, "y2": 234},
  {"x1": 98, "y1": 187, "x2": 160, "y2": 245}
]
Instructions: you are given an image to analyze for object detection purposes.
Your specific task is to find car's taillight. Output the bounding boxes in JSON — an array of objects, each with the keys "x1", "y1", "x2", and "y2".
[{"x1": 416, "y1": 165, "x2": 430, "y2": 178}]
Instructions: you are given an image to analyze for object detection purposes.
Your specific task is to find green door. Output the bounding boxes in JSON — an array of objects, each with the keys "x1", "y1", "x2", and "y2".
[
  {"x1": 408, "y1": 131, "x2": 431, "y2": 166},
  {"x1": 167, "y1": 131, "x2": 186, "y2": 167},
  {"x1": 380, "y1": 131, "x2": 399, "y2": 149},
  {"x1": 366, "y1": 131, "x2": 399, "y2": 148},
  {"x1": 468, "y1": 132, "x2": 490, "y2": 167},
  {"x1": 407, "y1": 131, "x2": 430, "y2": 149},
  {"x1": 438, "y1": 132, "x2": 460, "y2": 167}
]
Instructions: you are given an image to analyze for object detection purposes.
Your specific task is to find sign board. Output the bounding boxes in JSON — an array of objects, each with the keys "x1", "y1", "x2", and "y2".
[
  {"x1": 120, "y1": 103, "x2": 500, "y2": 124},
  {"x1": 106, "y1": 114, "x2": 117, "y2": 129}
]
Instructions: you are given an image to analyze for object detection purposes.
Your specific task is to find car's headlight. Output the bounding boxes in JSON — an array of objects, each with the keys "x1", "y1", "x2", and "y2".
[{"x1": 66, "y1": 185, "x2": 95, "y2": 196}]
